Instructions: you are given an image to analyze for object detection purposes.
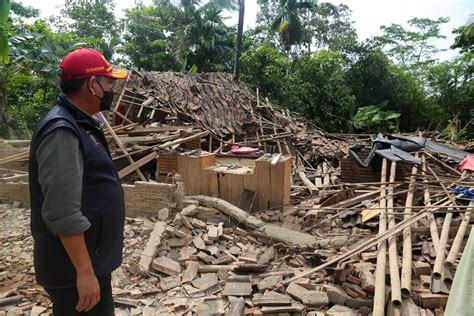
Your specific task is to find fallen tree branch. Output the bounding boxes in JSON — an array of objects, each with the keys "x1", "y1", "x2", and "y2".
[{"x1": 189, "y1": 195, "x2": 318, "y2": 248}]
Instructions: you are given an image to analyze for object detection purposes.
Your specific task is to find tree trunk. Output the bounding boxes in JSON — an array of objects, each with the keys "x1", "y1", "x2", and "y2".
[
  {"x1": 0, "y1": 81, "x2": 15, "y2": 139},
  {"x1": 233, "y1": 0, "x2": 245, "y2": 81}
]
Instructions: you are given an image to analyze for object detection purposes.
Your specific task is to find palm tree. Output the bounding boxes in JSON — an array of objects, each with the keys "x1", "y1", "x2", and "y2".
[
  {"x1": 271, "y1": 0, "x2": 315, "y2": 59},
  {"x1": 159, "y1": 0, "x2": 237, "y2": 72}
]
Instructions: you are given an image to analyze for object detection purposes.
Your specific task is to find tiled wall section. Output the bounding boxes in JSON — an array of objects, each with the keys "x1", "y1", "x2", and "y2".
[{"x1": 0, "y1": 181, "x2": 175, "y2": 217}]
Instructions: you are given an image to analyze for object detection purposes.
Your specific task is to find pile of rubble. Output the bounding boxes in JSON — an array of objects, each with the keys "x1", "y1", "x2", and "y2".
[
  {"x1": 0, "y1": 71, "x2": 473, "y2": 316},
  {"x1": 109, "y1": 154, "x2": 472, "y2": 315}
]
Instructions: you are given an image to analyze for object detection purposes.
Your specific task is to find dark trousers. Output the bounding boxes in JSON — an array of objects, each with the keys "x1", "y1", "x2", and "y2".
[{"x1": 44, "y1": 275, "x2": 114, "y2": 316}]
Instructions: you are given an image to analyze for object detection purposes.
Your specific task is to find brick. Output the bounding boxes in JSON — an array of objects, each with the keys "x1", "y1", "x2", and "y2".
[
  {"x1": 416, "y1": 292, "x2": 448, "y2": 309},
  {"x1": 325, "y1": 284, "x2": 349, "y2": 305},
  {"x1": 359, "y1": 269, "x2": 375, "y2": 294},
  {"x1": 257, "y1": 275, "x2": 283, "y2": 291},
  {"x1": 286, "y1": 283, "x2": 309, "y2": 302},
  {"x1": 302, "y1": 291, "x2": 329, "y2": 306},
  {"x1": 152, "y1": 257, "x2": 181, "y2": 276},
  {"x1": 160, "y1": 276, "x2": 181, "y2": 292},
  {"x1": 413, "y1": 261, "x2": 431, "y2": 277},
  {"x1": 192, "y1": 274, "x2": 218, "y2": 291},
  {"x1": 181, "y1": 261, "x2": 199, "y2": 283}
]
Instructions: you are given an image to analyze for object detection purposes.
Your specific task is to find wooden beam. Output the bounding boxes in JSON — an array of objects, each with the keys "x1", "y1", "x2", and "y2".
[
  {"x1": 102, "y1": 117, "x2": 147, "y2": 181},
  {"x1": 118, "y1": 151, "x2": 158, "y2": 179},
  {"x1": 159, "y1": 131, "x2": 209, "y2": 149}
]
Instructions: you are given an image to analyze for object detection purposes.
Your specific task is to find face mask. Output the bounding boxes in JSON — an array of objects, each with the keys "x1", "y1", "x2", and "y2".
[{"x1": 95, "y1": 80, "x2": 115, "y2": 111}]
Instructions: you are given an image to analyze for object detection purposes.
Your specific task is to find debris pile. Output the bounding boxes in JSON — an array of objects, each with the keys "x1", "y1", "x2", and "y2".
[{"x1": 0, "y1": 71, "x2": 473, "y2": 315}]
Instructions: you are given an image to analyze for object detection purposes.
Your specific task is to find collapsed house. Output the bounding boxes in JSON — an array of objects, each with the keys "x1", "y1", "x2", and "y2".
[{"x1": 0, "y1": 71, "x2": 473, "y2": 316}]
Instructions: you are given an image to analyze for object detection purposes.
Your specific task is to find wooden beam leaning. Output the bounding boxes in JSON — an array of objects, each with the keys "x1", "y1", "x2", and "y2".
[
  {"x1": 387, "y1": 161, "x2": 402, "y2": 309},
  {"x1": 400, "y1": 160, "x2": 418, "y2": 298},
  {"x1": 298, "y1": 170, "x2": 319, "y2": 195},
  {"x1": 102, "y1": 118, "x2": 147, "y2": 181},
  {"x1": 373, "y1": 158, "x2": 388, "y2": 316},
  {"x1": 118, "y1": 151, "x2": 158, "y2": 179}
]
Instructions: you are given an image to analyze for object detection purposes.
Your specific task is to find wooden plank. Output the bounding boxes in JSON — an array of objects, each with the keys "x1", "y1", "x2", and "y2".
[
  {"x1": 228, "y1": 174, "x2": 244, "y2": 206},
  {"x1": 177, "y1": 154, "x2": 189, "y2": 193},
  {"x1": 237, "y1": 189, "x2": 256, "y2": 212},
  {"x1": 243, "y1": 170, "x2": 258, "y2": 212},
  {"x1": 188, "y1": 156, "x2": 201, "y2": 195},
  {"x1": 255, "y1": 158, "x2": 271, "y2": 211},
  {"x1": 270, "y1": 158, "x2": 285, "y2": 208},
  {"x1": 199, "y1": 154, "x2": 216, "y2": 196},
  {"x1": 159, "y1": 131, "x2": 209, "y2": 149},
  {"x1": 282, "y1": 157, "x2": 292, "y2": 206},
  {"x1": 102, "y1": 116, "x2": 146, "y2": 181},
  {"x1": 127, "y1": 126, "x2": 191, "y2": 135},
  {"x1": 118, "y1": 152, "x2": 158, "y2": 179},
  {"x1": 209, "y1": 171, "x2": 219, "y2": 197},
  {"x1": 218, "y1": 173, "x2": 230, "y2": 203}
]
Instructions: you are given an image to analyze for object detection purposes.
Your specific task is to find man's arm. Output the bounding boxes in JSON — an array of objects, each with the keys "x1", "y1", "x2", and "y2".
[
  {"x1": 36, "y1": 128, "x2": 100, "y2": 312},
  {"x1": 59, "y1": 234, "x2": 100, "y2": 312}
]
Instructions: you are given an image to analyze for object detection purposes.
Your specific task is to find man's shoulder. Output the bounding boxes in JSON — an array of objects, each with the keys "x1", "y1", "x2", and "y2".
[{"x1": 32, "y1": 105, "x2": 79, "y2": 147}]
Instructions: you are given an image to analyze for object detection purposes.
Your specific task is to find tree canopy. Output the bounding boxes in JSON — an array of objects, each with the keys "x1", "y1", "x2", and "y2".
[{"x1": 0, "y1": 0, "x2": 472, "y2": 140}]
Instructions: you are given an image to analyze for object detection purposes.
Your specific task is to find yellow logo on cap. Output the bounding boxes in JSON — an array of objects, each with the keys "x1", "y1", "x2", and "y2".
[{"x1": 85, "y1": 66, "x2": 106, "y2": 73}]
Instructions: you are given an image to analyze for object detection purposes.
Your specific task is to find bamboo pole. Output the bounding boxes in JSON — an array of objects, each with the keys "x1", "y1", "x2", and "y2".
[
  {"x1": 428, "y1": 165, "x2": 459, "y2": 293},
  {"x1": 283, "y1": 197, "x2": 454, "y2": 285},
  {"x1": 422, "y1": 155, "x2": 440, "y2": 252},
  {"x1": 0, "y1": 151, "x2": 29, "y2": 163},
  {"x1": 444, "y1": 208, "x2": 472, "y2": 269},
  {"x1": 387, "y1": 161, "x2": 402, "y2": 308},
  {"x1": 373, "y1": 158, "x2": 388, "y2": 316},
  {"x1": 431, "y1": 207, "x2": 453, "y2": 294},
  {"x1": 400, "y1": 160, "x2": 418, "y2": 298}
]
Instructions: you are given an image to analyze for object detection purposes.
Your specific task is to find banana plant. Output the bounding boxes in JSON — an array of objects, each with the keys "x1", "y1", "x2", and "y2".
[
  {"x1": 0, "y1": 32, "x2": 84, "y2": 137},
  {"x1": 0, "y1": 0, "x2": 11, "y2": 64}
]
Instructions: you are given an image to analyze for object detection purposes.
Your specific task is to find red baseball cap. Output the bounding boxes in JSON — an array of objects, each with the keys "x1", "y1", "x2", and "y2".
[{"x1": 59, "y1": 48, "x2": 128, "y2": 81}]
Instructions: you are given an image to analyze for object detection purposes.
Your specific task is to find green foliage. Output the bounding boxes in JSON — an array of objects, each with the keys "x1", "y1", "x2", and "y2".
[
  {"x1": 121, "y1": 5, "x2": 176, "y2": 71},
  {"x1": 302, "y1": 2, "x2": 359, "y2": 57},
  {"x1": 0, "y1": 0, "x2": 11, "y2": 64},
  {"x1": 452, "y1": 16, "x2": 473, "y2": 53},
  {"x1": 240, "y1": 41, "x2": 289, "y2": 102},
  {"x1": 0, "y1": 0, "x2": 471, "y2": 140},
  {"x1": 6, "y1": 73, "x2": 55, "y2": 138},
  {"x1": 286, "y1": 50, "x2": 355, "y2": 132},
  {"x1": 60, "y1": 0, "x2": 117, "y2": 59},
  {"x1": 271, "y1": 0, "x2": 315, "y2": 54},
  {"x1": 375, "y1": 17, "x2": 450, "y2": 71},
  {"x1": 437, "y1": 119, "x2": 472, "y2": 143},
  {"x1": 156, "y1": 0, "x2": 236, "y2": 72},
  {"x1": 11, "y1": 1, "x2": 39, "y2": 18},
  {"x1": 351, "y1": 102, "x2": 400, "y2": 132},
  {"x1": 425, "y1": 58, "x2": 473, "y2": 134}
]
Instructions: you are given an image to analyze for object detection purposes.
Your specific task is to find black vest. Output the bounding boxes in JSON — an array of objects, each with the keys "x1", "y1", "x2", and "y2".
[{"x1": 29, "y1": 96, "x2": 125, "y2": 288}]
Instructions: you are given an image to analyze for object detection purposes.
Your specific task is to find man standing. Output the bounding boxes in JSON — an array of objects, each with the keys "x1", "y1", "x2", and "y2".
[{"x1": 28, "y1": 48, "x2": 128, "y2": 315}]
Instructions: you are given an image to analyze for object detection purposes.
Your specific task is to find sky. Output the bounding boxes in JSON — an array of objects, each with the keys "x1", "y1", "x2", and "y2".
[{"x1": 20, "y1": 0, "x2": 474, "y2": 60}]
